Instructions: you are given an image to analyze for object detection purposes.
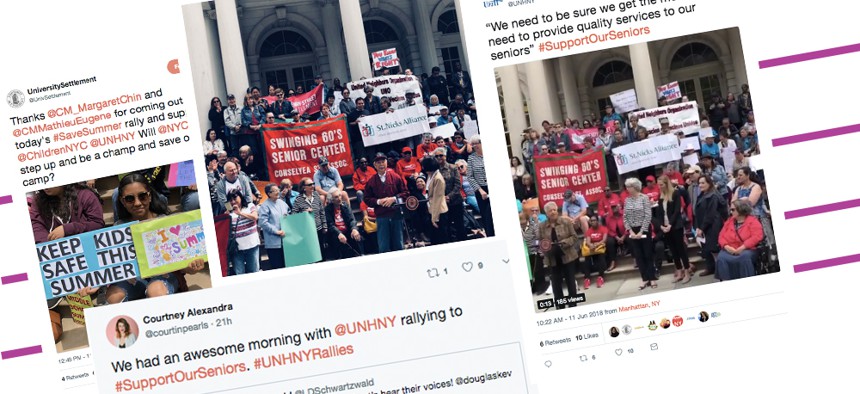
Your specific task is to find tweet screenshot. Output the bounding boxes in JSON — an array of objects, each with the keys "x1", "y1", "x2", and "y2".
[
  {"x1": 85, "y1": 242, "x2": 528, "y2": 393},
  {"x1": 453, "y1": 0, "x2": 809, "y2": 389}
]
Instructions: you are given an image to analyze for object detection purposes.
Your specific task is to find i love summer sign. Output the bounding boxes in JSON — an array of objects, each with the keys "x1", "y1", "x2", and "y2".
[{"x1": 131, "y1": 210, "x2": 207, "y2": 278}]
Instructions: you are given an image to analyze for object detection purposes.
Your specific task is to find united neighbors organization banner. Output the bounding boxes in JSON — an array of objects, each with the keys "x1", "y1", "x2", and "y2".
[
  {"x1": 36, "y1": 222, "x2": 139, "y2": 299},
  {"x1": 534, "y1": 150, "x2": 608, "y2": 210},
  {"x1": 347, "y1": 74, "x2": 423, "y2": 106},
  {"x1": 359, "y1": 104, "x2": 430, "y2": 147},
  {"x1": 612, "y1": 134, "x2": 682, "y2": 174},
  {"x1": 263, "y1": 115, "x2": 354, "y2": 184},
  {"x1": 630, "y1": 102, "x2": 700, "y2": 136}
]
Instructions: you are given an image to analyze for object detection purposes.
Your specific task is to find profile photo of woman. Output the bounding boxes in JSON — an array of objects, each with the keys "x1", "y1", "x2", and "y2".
[
  {"x1": 699, "y1": 311, "x2": 710, "y2": 322},
  {"x1": 114, "y1": 317, "x2": 136, "y2": 349},
  {"x1": 609, "y1": 326, "x2": 620, "y2": 338}
]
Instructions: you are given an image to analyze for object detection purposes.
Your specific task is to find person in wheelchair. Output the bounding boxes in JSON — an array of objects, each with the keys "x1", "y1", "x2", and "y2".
[{"x1": 715, "y1": 199, "x2": 764, "y2": 281}]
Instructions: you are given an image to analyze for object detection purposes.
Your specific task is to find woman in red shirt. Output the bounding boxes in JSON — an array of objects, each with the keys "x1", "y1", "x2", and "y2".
[
  {"x1": 582, "y1": 216, "x2": 608, "y2": 289},
  {"x1": 715, "y1": 199, "x2": 763, "y2": 280}
]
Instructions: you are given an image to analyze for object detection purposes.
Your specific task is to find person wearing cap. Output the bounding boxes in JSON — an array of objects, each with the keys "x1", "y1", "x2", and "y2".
[
  {"x1": 602, "y1": 104, "x2": 623, "y2": 128},
  {"x1": 397, "y1": 90, "x2": 420, "y2": 110},
  {"x1": 364, "y1": 152, "x2": 409, "y2": 252},
  {"x1": 597, "y1": 186, "x2": 622, "y2": 220},
  {"x1": 436, "y1": 106, "x2": 459, "y2": 129},
  {"x1": 416, "y1": 133, "x2": 438, "y2": 159},
  {"x1": 396, "y1": 147, "x2": 422, "y2": 178},
  {"x1": 561, "y1": 189, "x2": 590, "y2": 232},
  {"x1": 434, "y1": 147, "x2": 464, "y2": 242},
  {"x1": 556, "y1": 141, "x2": 567, "y2": 154},
  {"x1": 701, "y1": 129, "x2": 720, "y2": 158},
  {"x1": 685, "y1": 164, "x2": 703, "y2": 217},
  {"x1": 642, "y1": 175, "x2": 660, "y2": 203},
  {"x1": 363, "y1": 85, "x2": 382, "y2": 115},
  {"x1": 313, "y1": 156, "x2": 344, "y2": 207},
  {"x1": 731, "y1": 149, "x2": 749, "y2": 173},
  {"x1": 658, "y1": 95, "x2": 668, "y2": 107},
  {"x1": 223, "y1": 93, "x2": 242, "y2": 155},
  {"x1": 658, "y1": 117, "x2": 671, "y2": 135}
]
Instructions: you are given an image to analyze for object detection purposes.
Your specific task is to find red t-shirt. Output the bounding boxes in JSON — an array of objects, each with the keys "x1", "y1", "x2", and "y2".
[
  {"x1": 586, "y1": 226, "x2": 608, "y2": 243},
  {"x1": 353, "y1": 167, "x2": 376, "y2": 191},
  {"x1": 597, "y1": 193, "x2": 621, "y2": 217},
  {"x1": 333, "y1": 206, "x2": 347, "y2": 232},
  {"x1": 665, "y1": 171, "x2": 684, "y2": 186},
  {"x1": 604, "y1": 213, "x2": 625, "y2": 238},
  {"x1": 416, "y1": 143, "x2": 438, "y2": 158},
  {"x1": 396, "y1": 158, "x2": 422, "y2": 177},
  {"x1": 643, "y1": 185, "x2": 660, "y2": 203}
]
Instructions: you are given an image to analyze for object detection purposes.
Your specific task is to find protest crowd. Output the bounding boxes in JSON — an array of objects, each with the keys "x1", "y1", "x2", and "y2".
[
  {"x1": 202, "y1": 64, "x2": 495, "y2": 276},
  {"x1": 513, "y1": 84, "x2": 779, "y2": 309},
  {"x1": 28, "y1": 164, "x2": 208, "y2": 348}
]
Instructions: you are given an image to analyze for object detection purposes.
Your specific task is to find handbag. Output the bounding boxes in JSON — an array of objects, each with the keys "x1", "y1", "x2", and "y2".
[
  {"x1": 581, "y1": 242, "x2": 606, "y2": 257},
  {"x1": 362, "y1": 215, "x2": 377, "y2": 233}
]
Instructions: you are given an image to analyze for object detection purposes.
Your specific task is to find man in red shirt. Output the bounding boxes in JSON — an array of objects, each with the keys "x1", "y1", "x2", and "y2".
[
  {"x1": 396, "y1": 147, "x2": 422, "y2": 178},
  {"x1": 415, "y1": 133, "x2": 438, "y2": 159},
  {"x1": 604, "y1": 203, "x2": 626, "y2": 272},
  {"x1": 365, "y1": 152, "x2": 409, "y2": 252},
  {"x1": 352, "y1": 157, "x2": 376, "y2": 203},
  {"x1": 596, "y1": 186, "x2": 621, "y2": 220}
]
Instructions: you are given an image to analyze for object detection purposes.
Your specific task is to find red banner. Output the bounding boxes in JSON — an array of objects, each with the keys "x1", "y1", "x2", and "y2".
[
  {"x1": 263, "y1": 115, "x2": 354, "y2": 185},
  {"x1": 534, "y1": 150, "x2": 608, "y2": 210},
  {"x1": 289, "y1": 84, "x2": 323, "y2": 114},
  {"x1": 563, "y1": 127, "x2": 600, "y2": 151}
]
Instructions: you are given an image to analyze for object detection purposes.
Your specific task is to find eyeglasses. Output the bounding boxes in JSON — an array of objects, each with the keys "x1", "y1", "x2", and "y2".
[
  {"x1": 434, "y1": 154, "x2": 445, "y2": 158},
  {"x1": 457, "y1": 166, "x2": 466, "y2": 169},
  {"x1": 213, "y1": 99, "x2": 220, "y2": 103},
  {"x1": 121, "y1": 192, "x2": 150, "y2": 204}
]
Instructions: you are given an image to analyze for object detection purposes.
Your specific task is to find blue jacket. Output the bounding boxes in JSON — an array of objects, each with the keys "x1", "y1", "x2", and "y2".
[
  {"x1": 258, "y1": 198, "x2": 291, "y2": 249},
  {"x1": 241, "y1": 105, "x2": 265, "y2": 128}
]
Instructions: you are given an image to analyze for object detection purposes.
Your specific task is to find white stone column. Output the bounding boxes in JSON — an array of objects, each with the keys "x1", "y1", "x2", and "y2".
[
  {"x1": 453, "y1": 0, "x2": 471, "y2": 72},
  {"x1": 339, "y1": 0, "x2": 372, "y2": 80},
  {"x1": 321, "y1": 0, "x2": 349, "y2": 81},
  {"x1": 524, "y1": 60, "x2": 562, "y2": 129},
  {"x1": 413, "y1": 0, "x2": 438, "y2": 74},
  {"x1": 629, "y1": 42, "x2": 658, "y2": 109},
  {"x1": 728, "y1": 28, "x2": 748, "y2": 93},
  {"x1": 558, "y1": 56, "x2": 583, "y2": 121},
  {"x1": 183, "y1": 3, "x2": 227, "y2": 140},
  {"x1": 499, "y1": 66, "x2": 527, "y2": 160},
  {"x1": 214, "y1": 0, "x2": 249, "y2": 98}
]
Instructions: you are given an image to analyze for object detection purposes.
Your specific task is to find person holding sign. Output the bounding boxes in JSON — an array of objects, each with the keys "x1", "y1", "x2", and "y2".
[
  {"x1": 100, "y1": 174, "x2": 206, "y2": 302},
  {"x1": 31, "y1": 182, "x2": 106, "y2": 342}
]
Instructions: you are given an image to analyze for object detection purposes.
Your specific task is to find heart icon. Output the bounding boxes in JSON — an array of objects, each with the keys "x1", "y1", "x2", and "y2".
[
  {"x1": 462, "y1": 261, "x2": 473, "y2": 272},
  {"x1": 615, "y1": 348, "x2": 622, "y2": 356}
]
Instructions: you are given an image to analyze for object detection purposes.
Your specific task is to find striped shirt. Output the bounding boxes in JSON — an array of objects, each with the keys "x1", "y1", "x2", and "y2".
[
  {"x1": 294, "y1": 192, "x2": 326, "y2": 230},
  {"x1": 467, "y1": 152, "x2": 487, "y2": 189},
  {"x1": 623, "y1": 194, "x2": 652, "y2": 231},
  {"x1": 231, "y1": 204, "x2": 260, "y2": 250}
]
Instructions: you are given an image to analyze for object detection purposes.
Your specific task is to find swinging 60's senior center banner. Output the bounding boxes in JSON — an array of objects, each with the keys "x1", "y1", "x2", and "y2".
[
  {"x1": 263, "y1": 115, "x2": 354, "y2": 184},
  {"x1": 534, "y1": 150, "x2": 608, "y2": 209},
  {"x1": 359, "y1": 104, "x2": 430, "y2": 147},
  {"x1": 612, "y1": 134, "x2": 682, "y2": 174},
  {"x1": 629, "y1": 102, "x2": 701, "y2": 136},
  {"x1": 36, "y1": 222, "x2": 139, "y2": 299}
]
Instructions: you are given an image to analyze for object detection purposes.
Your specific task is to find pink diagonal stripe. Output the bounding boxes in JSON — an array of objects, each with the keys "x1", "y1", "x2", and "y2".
[
  {"x1": 0, "y1": 195, "x2": 11, "y2": 205},
  {"x1": 784, "y1": 198, "x2": 860, "y2": 219},
  {"x1": 794, "y1": 253, "x2": 860, "y2": 273},
  {"x1": 772, "y1": 123, "x2": 860, "y2": 147},
  {"x1": 1, "y1": 345, "x2": 42, "y2": 360},
  {"x1": 759, "y1": 42, "x2": 860, "y2": 68},
  {"x1": 1, "y1": 273, "x2": 28, "y2": 285}
]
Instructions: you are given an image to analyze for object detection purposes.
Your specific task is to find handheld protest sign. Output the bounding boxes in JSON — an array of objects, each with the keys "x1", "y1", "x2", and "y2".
[
  {"x1": 66, "y1": 293, "x2": 93, "y2": 325},
  {"x1": 280, "y1": 212, "x2": 322, "y2": 266},
  {"x1": 131, "y1": 210, "x2": 207, "y2": 278},
  {"x1": 36, "y1": 222, "x2": 139, "y2": 299}
]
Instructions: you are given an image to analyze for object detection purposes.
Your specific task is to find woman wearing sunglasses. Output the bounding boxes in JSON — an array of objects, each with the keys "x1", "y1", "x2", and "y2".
[{"x1": 83, "y1": 173, "x2": 205, "y2": 304}]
